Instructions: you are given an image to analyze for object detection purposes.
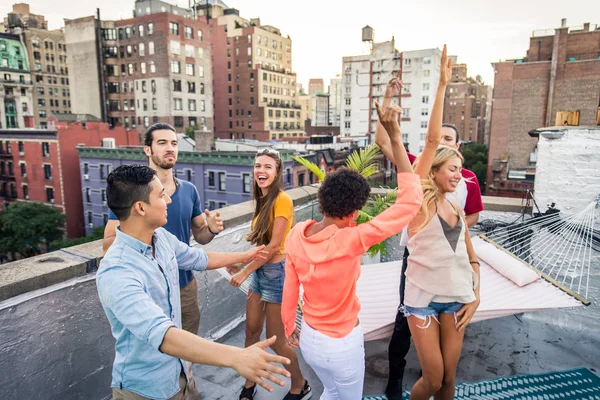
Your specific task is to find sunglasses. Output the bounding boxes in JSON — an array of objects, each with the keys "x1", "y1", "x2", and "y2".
[{"x1": 256, "y1": 148, "x2": 280, "y2": 158}]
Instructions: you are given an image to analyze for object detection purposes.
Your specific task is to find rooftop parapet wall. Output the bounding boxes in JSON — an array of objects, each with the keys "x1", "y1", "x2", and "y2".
[{"x1": 0, "y1": 183, "x2": 528, "y2": 302}]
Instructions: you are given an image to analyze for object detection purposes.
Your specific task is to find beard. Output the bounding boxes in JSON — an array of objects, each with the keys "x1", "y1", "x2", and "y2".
[{"x1": 150, "y1": 152, "x2": 176, "y2": 170}]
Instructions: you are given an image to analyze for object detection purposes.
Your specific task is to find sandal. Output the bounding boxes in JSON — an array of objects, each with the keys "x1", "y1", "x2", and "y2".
[{"x1": 239, "y1": 383, "x2": 257, "y2": 400}]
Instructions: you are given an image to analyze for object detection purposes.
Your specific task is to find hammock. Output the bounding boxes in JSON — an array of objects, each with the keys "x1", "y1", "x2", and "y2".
[{"x1": 218, "y1": 198, "x2": 596, "y2": 341}]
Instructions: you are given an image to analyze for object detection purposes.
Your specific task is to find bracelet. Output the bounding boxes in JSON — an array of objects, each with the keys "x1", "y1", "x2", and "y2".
[
  {"x1": 470, "y1": 261, "x2": 480, "y2": 266},
  {"x1": 207, "y1": 226, "x2": 219, "y2": 236}
]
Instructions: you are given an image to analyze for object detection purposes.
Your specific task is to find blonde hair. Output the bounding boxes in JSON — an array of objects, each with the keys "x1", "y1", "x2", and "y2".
[{"x1": 415, "y1": 146, "x2": 464, "y2": 228}]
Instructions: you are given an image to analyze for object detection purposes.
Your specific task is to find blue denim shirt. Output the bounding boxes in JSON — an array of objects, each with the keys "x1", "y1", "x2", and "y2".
[{"x1": 97, "y1": 227, "x2": 208, "y2": 399}]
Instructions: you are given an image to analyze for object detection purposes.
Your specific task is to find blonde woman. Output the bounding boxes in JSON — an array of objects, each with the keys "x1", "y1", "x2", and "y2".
[{"x1": 404, "y1": 45, "x2": 481, "y2": 400}]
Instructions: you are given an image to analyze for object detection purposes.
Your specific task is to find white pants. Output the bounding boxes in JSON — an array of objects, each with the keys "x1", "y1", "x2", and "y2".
[{"x1": 299, "y1": 319, "x2": 365, "y2": 400}]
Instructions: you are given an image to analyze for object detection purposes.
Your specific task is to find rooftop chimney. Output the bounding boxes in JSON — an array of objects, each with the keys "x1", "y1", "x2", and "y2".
[
  {"x1": 583, "y1": 22, "x2": 590, "y2": 31},
  {"x1": 561, "y1": 18, "x2": 567, "y2": 28}
]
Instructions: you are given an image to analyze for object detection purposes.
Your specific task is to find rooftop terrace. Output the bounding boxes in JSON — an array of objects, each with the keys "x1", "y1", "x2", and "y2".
[{"x1": 0, "y1": 189, "x2": 598, "y2": 400}]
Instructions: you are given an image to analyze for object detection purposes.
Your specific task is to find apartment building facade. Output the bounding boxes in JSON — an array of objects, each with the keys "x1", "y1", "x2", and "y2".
[
  {"x1": 203, "y1": 3, "x2": 303, "y2": 142},
  {"x1": 0, "y1": 122, "x2": 138, "y2": 237},
  {"x1": 443, "y1": 59, "x2": 491, "y2": 144},
  {"x1": 0, "y1": 33, "x2": 33, "y2": 129},
  {"x1": 3, "y1": 4, "x2": 72, "y2": 128},
  {"x1": 340, "y1": 38, "x2": 402, "y2": 141},
  {"x1": 77, "y1": 146, "x2": 295, "y2": 235},
  {"x1": 65, "y1": 5, "x2": 213, "y2": 135},
  {"x1": 487, "y1": 20, "x2": 600, "y2": 196}
]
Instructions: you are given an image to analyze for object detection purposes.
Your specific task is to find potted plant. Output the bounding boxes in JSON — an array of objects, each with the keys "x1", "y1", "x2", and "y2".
[{"x1": 292, "y1": 144, "x2": 398, "y2": 263}]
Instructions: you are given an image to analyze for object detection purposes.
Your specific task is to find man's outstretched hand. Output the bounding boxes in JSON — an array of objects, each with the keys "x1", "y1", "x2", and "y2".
[{"x1": 231, "y1": 336, "x2": 291, "y2": 392}]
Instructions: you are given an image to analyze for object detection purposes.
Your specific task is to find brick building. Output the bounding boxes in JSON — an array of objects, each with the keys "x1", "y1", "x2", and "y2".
[
  {"x1": 3, "y1": 3, "x2": 72, "y2": 128},
  {"x1": 65, "y1": 1, "x2": 213, "y2": 135},
  {"x1": 443, "y1": 58, "x2": 491, "y2": 144},
  {"x1": 77, "y1": 146, "x2": 295, "y2": 235},
  {"x1": 198, "y1": 2, "x2": 303, "y2": 142},
  {"x1": 0, "y1": 121, "x2": 138, "y2": 238},
  {"x1": 487, "y1": 20, "x2": 600, "y2": 197}
]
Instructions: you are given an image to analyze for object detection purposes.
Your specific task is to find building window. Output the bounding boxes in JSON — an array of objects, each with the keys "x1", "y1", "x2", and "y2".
[
  {"x1": 345, "y1": 122, "x2": 351, "y2": 129},
  {"x1": 218, "y1": 172, "x2": 226, "y2": 191},
  {"x1": 345, "y1": 98, "x2": 351, "y2": 105},
  {"x1": 18, "y1": 141, "x2": 23, "y2": 155},
  {"x1": 186, "y1": 63, "x2": 194, "y2": 76},
  {"x1": 46, "y1": 188, "x2": 54, "y2": 203},
  {"x1": 421, "y1": 121, "x2": 428, "y2": 129},
  {"x1": 184, "y1": 26, "x2": 193, "y2": 39},
  {"x1": 148, "y1": 22, "x2": 153, "y2": 35},
  {"x1": 197, "y1": 30, "x2": 203, "y2": 41},
  {"x1": 198, "y1": 65, "x2": 204, "y2": 78},
  {"x1": 99, "y1": 164, "x2": 106, "y2": 179},
  {"x1": 149, "y1": 41, "x2": 154, "y2": 55},
  {"x1": 138, "y1": 24, "x2": 144, "y2": 37},
  {"x1": 23, "y1": 184, "x2": 29, "y2": 199},
  {"x1": 423, "y1": 83, "x2": 430, "y2": 91},
  {"x1": 101, "y1": 189, "x2": 107, "y2": 204},
  {"x1": 186, "y1": 170, "x2": 192, "y2": 182},
  {"x1": 86, "y1": 188, "x2": 91, "y2": 203},
  {"x1": 189, "y1": 99, "x2": 196, "y2": 111},
  {"x1": 423, "y1": 70, "x2": 430, "y2": 77},
  {"x1": 243, "y1": 174, "x2": 251, "y2": 193},
  {"x1": 188, "y1": 81, "x2": 196, "y2": 93},
  {"x1": 173, "y1": 79, "x2": 182, "y2": 92},
  {"x1": 43, "y1": 164, "x2": 52, "y2": 180},
  {"x1": 42, "y1": 142, "x2": 50, "y2": 157},
  {"x1": 421, "y1": 109, "x2": 429, "y2": 116},
  {"x1": 139, "y1": 43, "x2": 145, "y2": 56},
  {"x1": 169, "y1": 22, "x2": 179, "y2": 35},
  {"x1": 87, "y1": 211, "x2": 93, "y2": 225},
  {"x1": 200, "y1": 100, "x2": 205, "y2": 111},
  {"x1": 170, "y1": 61, "x2": 180, "y2": 73},
  {"x1": 174, "y1": 98, "x2": 182, "y2": 111},
  {"x1": 422, "y1": 96, "x2": 429, "y2": 104},
  {"x1": 173, "y1": 116, "x2": 183, "y2": 128},
  {"x1": 20, "y1": 162, "x2": 26, "y2": 177},
  {"x1": 208, "y1": 171, "x2": 215, "y2": 188}
]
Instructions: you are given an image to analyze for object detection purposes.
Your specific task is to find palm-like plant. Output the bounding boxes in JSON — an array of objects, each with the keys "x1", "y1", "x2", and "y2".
[{"x1": 292, "y1": 144, "x2": 398, "y2": 258}]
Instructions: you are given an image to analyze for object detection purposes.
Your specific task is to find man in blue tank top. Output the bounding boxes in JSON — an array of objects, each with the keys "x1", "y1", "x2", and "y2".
[{"x1": 103, "y1": 123, "x2": 223, "y2": 338}]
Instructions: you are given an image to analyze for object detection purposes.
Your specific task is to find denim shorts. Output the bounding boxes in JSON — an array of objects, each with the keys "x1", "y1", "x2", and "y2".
[
  {"x1": 248, "y1": 260, "x2": 285, "y2": 304},
  {"x1": 403, "y1": 301, "x2": 464, "y2": 319}
]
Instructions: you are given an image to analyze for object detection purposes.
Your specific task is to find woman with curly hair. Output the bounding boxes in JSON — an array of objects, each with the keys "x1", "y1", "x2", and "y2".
[
  {"x1": 281, "y1": 104, "x2": 423, "y2": 399},
  {"x1": 230, "y1": 148, "x2": 310, "y2": 400}
]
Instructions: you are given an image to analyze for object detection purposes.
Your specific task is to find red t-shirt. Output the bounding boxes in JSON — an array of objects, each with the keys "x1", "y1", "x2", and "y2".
[
  {"x1": 460, "y1": 168, "x2": 484, "y2": 215},
  {"x1": 399, "y1": 152, "x2": 483, "y2": 215}
]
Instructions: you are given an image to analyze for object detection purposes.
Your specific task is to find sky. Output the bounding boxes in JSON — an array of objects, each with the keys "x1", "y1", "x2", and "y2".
[{"x1": 3, "y1": 0, "x2": 600, "y2": 89}]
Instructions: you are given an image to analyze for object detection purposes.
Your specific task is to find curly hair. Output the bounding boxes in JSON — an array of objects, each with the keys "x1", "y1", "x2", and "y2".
[{"x1": 318, "y1": 168, "x2": 371, "y2": 218}]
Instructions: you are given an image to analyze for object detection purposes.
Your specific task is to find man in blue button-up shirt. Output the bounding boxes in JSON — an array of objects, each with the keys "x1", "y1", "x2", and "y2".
[{"x1": 98, "y1": 165, "x2": 291, "y2": 400}]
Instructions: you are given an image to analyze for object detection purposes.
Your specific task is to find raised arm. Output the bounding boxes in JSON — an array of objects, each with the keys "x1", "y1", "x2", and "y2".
[
  {"x1": 375, "y1": 101, "x2": 411, "y2": 173},
  {"x1": 413, "y1": 44, "x2": 452, "y2": 179},
  {"x1": 374, "y1": 71, "x2": 403, "y2": 164}
]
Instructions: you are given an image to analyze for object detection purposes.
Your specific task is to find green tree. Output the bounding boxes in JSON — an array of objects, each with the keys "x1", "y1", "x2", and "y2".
[
  {"x1": 185, "y1": 124, "x2": 200, "y2": 139},
  {"x1": 462, "y1": 143, "x2": 488, "y2": 193},
  {"x1": 50, "y1": 227, "x2": 105, "y2": 250},
  {"x1": 0, "y1": 202, "x2": 66, "y2": 259}
]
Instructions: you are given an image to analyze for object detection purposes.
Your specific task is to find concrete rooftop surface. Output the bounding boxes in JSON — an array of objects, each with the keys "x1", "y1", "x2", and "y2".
[{"x1": 0, "y1": 199, "x2": 598, "y2": 400}]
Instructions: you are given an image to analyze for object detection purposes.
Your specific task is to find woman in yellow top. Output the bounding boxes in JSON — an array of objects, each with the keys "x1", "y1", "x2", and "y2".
[{"x1": 230, "y1": 148, "x2": 311, "y2": 400}]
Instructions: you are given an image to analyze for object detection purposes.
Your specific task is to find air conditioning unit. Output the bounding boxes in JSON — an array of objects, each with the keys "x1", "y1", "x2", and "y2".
[
  {"x1": 102, "y1": 138, "x2": 116, "y2": 148},
  {"x1": 22, "y1": 173, "x2": 26, "y2": 178},
  {"x1": 88, "y1": 223, "x2": 94, "y2": 228},
  {"x1": 19, "y1": 151, "x2": 24, "y2": 156},
  {"x1": 83, "y1": 174, "x2": 89, "y2": 180},
  {"x1": 102, "y1": 201, "x2": 107, "y2": 206},
  {"x1": 25, "y1": 195, "x2": 29, "y2": 200},
  {"x1": 50, "y1": 199, "x2": 55, "y2": 204}
]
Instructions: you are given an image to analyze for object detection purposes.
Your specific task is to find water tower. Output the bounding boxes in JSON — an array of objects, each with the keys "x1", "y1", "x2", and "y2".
[{"x1": 362, "y1": 25, "x2": 374, "y2": 52}]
